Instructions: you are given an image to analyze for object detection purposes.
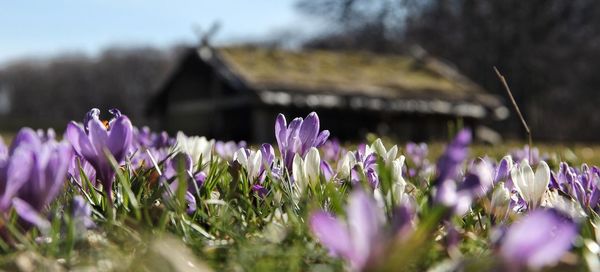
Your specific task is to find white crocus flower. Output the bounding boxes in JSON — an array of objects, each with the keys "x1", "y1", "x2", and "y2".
[
  {"x1": 337, "y1": 151, "x2": 356, "y2": 179},
  {"x1": 391, "y1": 155, "x2": 406, "y2": 190},
  {"x1": 292, "y1": 147, "x2": 321, "y2": 199},
  {"x1": 371, "y1": 138, "x2": 399, "y2": 166},
  {"x1": 374, "y1": 156, "x2": 407, "y2": 208},
  {"x1": 511, "y1": 160, "x2": 550, "y2": 209},
  {"x1": 233, "y1": 148, "x2": 262, "y2": 181},
  {"x1": 175, "y1": 132, "x2": 215, "y2": 169},
  {"x1": 490, "y1": 182, "x2": 511, "y2": 220}
]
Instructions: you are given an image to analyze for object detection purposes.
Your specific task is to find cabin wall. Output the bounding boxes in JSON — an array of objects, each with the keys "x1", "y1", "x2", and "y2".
[
  {"x1": 161, "y1": 55, "x2": 253, "y2": 140},
  {"x1": 249, "y1": 105, "x2": 476, "y2": 144}
]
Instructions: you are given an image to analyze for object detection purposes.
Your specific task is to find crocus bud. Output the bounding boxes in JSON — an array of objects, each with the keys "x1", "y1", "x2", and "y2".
[
  {"x1": 305, "y1": 147, "x2": 321, "y2": 184},
  {"x1": 391, "y1": 156, "x2": 406, "y2": 188},
  {"x1": 372, "y1": 138, "x2": 387, "y2": 158},
  {"x1": 491, "y1": 182, "x2": 511, "y2": 220},
  {"x1": 337, "y1": 152, "x2": 355, "y2": 179},
  {"x1": 248, "y1": 150, "x2": 263, "y2": 181},
  {"x1": 494, "y1": 155, "x2": 513, "y2": 183},
  {"x1": 233, "y1": 148, "x2": 248, "y2": 167},
  {"x1": 371, "y1": 138, "x2": 398, "y2": 166}
]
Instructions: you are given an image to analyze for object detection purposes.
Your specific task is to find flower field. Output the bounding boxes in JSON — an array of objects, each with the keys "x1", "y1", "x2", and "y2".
[{"x1": 0, "y1": 108, "x2": 598, "y2": 271}]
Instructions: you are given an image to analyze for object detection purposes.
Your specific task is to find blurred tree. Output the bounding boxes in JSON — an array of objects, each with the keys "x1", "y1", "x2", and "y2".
[
  {"x1": 297, "y1": 0, "x2": 600, "y2": 141},
  {"x1": 0, "y1": 46, "x2": 178, "y2": 130},
  {"x1": 296, "y1": 0, "x2": 408, "y2": 52}
]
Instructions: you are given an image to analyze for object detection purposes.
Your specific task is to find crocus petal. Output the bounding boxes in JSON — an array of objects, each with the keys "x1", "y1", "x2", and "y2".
[
  {"x1": 0, "y1": 148, "x2": 33, "y2": 210},
  {"x1": 347, "y1": 190, "x2": 380, "y2": 268},
  {"x1": 185, "y1": 191, "x2": 197, "y2": 214},
  {"x1": 88, "y1": 118, "x2": 109, "y2": 158},
  {"x1": 299, "y1": 112, "x2": 319, "y2": 153},
  {"x1": 274, "y1": 114, "x2": 287, "y2": 153},
  {"x1": 512, "y1": 160, "x2": 535, "y2": 206},
  {"x1": 248, "y1": 151, "x2": 262, "y2": 180},
  {"x1": 494, "y1": 155, "x2": 513, "y2": 182},
  {"x1": 260, "y1": 143, "x2": 275, "y2": 168},
  {"x1": 286, "y1": 118, "x2": 303, "y2": 156},
  {"x1": 500, "y1": 209, "x2": 576, "y2": 269},
  {"x1": 292, "y1": 154, "x2": 305, "y2": 188},
  {"x1": 304, "y1": 147, "x2": 321, "y2": 184},
  {"x1": 233, "y1": 148, "x2": 248, "y2": 168},
  {"x1": 9, "y1": 128, "x2": 41, "y2": 155},
  {"x1": 314, "y1": 130, "x2": 330, "y2": 147},
  {"x1": 372, "y1": 139, "x2": 386, "y2": 158},
  {"x1": 435, "y1": 128, "x2": 471, "y2": 184},
  {"x1": 107, "y1": 116, "x2": 133, "y2": 161},
  {"x1": 310, "y1": 211, "x2": 353, "y2": 259},
  {"x1": 72, "y1": 195, "x2": 95, "y2": 229},
  {"x1": 391, "y1": 200, "x2": 415, "y2": 238},
  {"x1": 12, "y1": 198, "x2": 51, "y2": 232},
  {"x1": 533, "y1": 161, "x2": 550, "y2": 207},
  {"x1": 66, "y1": 122, "x2": 96, "y2": 159},
  {"x1": 42, "y1": 143, "x2": 72, "y2": 207},
  {"x1": 386, "y1": 145, "x2": 398, "y2": 165},
  {"x1": 321, "y1": 161, "x2": 334, "y2": 181},
  {"x1": 337, "y1": 152, "x2": 352, "y2": 179}
]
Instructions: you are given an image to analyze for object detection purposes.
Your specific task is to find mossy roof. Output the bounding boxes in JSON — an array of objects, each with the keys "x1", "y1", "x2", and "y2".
[{"x1": 217, "y1": 46, "x2": 501, "y2": 107}]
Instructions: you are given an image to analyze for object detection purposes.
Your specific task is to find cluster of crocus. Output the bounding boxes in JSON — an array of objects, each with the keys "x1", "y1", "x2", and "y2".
[
  {"x1": 233, "y1": 144, "x2": 275, "y2": 196},
  {"x1": 275, "y1": 112, "x2": 329, "y2": 170},
  {"x1": 0, "y1": 108, "x2": 595, "y2": 271},
  {"x1": 550, "y1": 162, "x2": 600, "y2": 211}
]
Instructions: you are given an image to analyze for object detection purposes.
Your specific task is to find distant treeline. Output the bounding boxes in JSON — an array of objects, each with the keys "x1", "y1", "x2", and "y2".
[
  {"x1": 3, "y1": 0, "x2": 600, "y2": 141},
  {"x1": 297, "y1": 0, "x2": 600, "y2": 141},
  {"x1": 0, "y1": 46, "x2": 183, "y2": 131}
]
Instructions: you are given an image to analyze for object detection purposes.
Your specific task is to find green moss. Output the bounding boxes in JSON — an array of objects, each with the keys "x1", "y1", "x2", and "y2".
[{"x1": 219, "y1": 46, "x2": 482, "y2": 99}]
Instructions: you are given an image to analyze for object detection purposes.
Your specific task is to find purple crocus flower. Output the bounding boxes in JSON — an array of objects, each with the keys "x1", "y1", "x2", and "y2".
[
  {"x1": 321, "y1": 161, "x2": 334, "y2": 181},
  {"x1": 162, "y1": 153, "x2": 204, "y2": 214},
  {"x1": 350, "y1": 144, "x2": 378, "y2": 187},
  {"x1": 309, "y1": 190, "x2": 383, "y2": 271},
  {"x1": 494, "y1": 156, "x2": 513, "y2": 184},
  {"x1": 500, "y1": 209, "x2": 577, "y2": 270},
  {"x1": 275, "y1": 112, "x2": 330, "y2": 171},
  {"x1": 3, "y1": 128, "x2": 73, "y2": 231},
  {"x1": 66, "y1": 108, "x2": 133, "y2": 201},
  {"x1": 322, "y1": 139, "x2": 344, "y2": 162},
  {"x1": 433, "y1": 129, "x2": 494, "y2": 215},
  {"x1": 405, "y1": 142, "x2": 428, "y2": 168},
  {"x1": 550, "y1": 162, "x2": 600, "y2": 211},
  {"x1": 133, "y1": 126, "x2": 172, "y2": 150},
  {"x1": 433, "y1": 129, "x2": 480, "y2": 214},
  {"x1": 310, "y1": 189, "x2": 415, "y2": 271},
  {"x1": 71, "y1": 195, "x2": 95, "y2": 231},
  {"x1": 435, "y1": 129, "x2": 471, "y2": 183}
]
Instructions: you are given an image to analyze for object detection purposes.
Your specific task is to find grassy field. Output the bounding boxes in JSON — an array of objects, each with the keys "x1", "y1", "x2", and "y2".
[{"x1": 1, "y1": 119, "x2": 600, "y2": 271}]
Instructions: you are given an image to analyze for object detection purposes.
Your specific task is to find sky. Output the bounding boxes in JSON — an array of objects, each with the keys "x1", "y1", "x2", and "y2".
[{"x1": 0, "y1": 0, "x2": 319, "y2": 64}]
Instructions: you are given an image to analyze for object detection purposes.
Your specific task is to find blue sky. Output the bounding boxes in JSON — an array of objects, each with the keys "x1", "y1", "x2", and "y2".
[{"x1": 0, "y1": 0, "x2": 319, "y2": 64}]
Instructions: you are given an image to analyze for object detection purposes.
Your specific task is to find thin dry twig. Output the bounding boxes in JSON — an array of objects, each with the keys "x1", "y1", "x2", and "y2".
[{"x1": 493, "y1": 66, "x2": 533, "y2": 162}]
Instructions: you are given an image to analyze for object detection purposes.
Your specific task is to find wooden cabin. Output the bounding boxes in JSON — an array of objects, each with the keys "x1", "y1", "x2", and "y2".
[{"x1": 147, "y1": 45, "x2": 507, "y2": 142}]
